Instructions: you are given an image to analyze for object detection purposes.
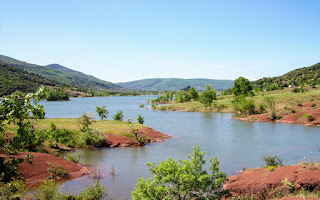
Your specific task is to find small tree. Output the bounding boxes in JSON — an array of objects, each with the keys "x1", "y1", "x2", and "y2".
[
  {"x1": 175, "y1": 91, "x2": 184, "y2": 103},
  {"x1": 137, "y1": 115, "x2": 144, "y2": 124},
  {"x1": 78, "y1": 113, "x2": 92, "y2": 132},
  {"x1": 113, "y1": 111, "x2": 123, "y2": 121},
  {"x1": 187, "y1": 87, "x2": 198, "y2": 100},
  {"x1": 131, "y1": 146, "x2": 226, "y2": 199},
  {"x1": 0, "y1": 87, "x2": 45, "y2": 182},
  {"x1": 96, "y1": 106, "x2": 109, "y2": 120},
  {"x1": 198, "y1": 85, "x2": 216, "y2": 109},
  {"x1": 232, "y1": 76, "x2": 253, "y2": 97}
]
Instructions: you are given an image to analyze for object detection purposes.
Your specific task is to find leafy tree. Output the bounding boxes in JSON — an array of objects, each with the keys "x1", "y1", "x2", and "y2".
[
  {"x1": 0, "y1": 87, "x2": 45, "y2": 182},
  {"x1": 233, "y1": 98, "x2": 256, "y2": 116},
  {"x1": 137, "y1": 115, "x2": 144, "y2": 124},
  {"x1": 131, "y1": 146, "x2": 226, "y2": 200},
  {"x1": 175, "y1": 91, "x2": 184, "y2": 103},
  {"x1": 78, "y1": 113, "x2": 92, "y2": 132},
  {"x1": 45, "y1": 89, "x2": 69, "y2": 101},
  {"x1": 187, "y1": 87, "x2": 198, "y2": 100},
  {"x1": 232, "y1": 77, "x2": 253, "y2": 97},
  {"x1": 198, "y1": 84, "x2": 216, "y2": 109},
  {"x1": 96, "y1": 106, "x2": 109, "y2": 120},
  {"x1": 113, "y1": 111, "x2": 124, "y2": 121}
]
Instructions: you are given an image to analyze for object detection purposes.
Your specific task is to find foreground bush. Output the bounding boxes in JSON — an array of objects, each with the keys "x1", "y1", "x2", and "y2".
[{"x1": 131, "y1": 146, "x2": 226, "y2": 199}]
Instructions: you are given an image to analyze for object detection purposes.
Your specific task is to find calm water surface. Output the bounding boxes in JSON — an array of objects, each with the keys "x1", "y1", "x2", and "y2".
[{"x1": 41, "y1": 96, "x2": 320, "y2": 199}]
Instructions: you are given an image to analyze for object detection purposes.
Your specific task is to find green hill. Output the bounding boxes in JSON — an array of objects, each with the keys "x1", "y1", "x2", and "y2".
[
  {"x1": 0, "y1": 55, "x2": 122, "y2": 91},
  {"x1": 117, "y1": 78, "x2": 234, "y2": 91},
  {"x1": 0, "y1": 60, "x2": 61, "y2": 96},
  {"x1": 253, "y1": 62, "x2": 320, "y2": 91}
]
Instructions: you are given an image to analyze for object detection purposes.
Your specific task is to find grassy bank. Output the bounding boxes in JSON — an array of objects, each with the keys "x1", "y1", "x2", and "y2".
[
  {"x1": 154, "y1": 87, "x2": 320, "y2": 114},
  {"x1": 34, "y1": 118, "x2": 147, "y2": 137}
]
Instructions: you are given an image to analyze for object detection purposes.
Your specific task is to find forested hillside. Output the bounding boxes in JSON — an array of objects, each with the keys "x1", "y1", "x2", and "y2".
[
  {"x1": 0, "y1": 55, "x2": 122, "y2": 91},
  {"x1": 253, "y1": 62, "x2": 320, "y2": 91},
  {"x1": 0, "y1": 60, "x2": 59, "y2": 96},
  {"x1": 118, "y1": 78, "x2": 234, "y2": 91}
]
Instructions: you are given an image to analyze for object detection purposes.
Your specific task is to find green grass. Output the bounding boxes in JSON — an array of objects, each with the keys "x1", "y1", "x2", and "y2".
[
  {"x1": 155, "y1": 87, "x2": 320, "y2": 113},
  {"x1": 33, "y1": 118, "x2": 147, "y2": 136}
]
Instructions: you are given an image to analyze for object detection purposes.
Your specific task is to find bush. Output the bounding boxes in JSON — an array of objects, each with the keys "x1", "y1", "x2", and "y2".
[
  {"x1": 137, "y1": 115, "x2": 144, "y2": 124},
  {"x1": 47, "y1": 163, "x2": 69, "y2": 181},
  {"x1": 306, "y1": 114, "x2": 315, "y2": 122},
  {"x1": 233, "y1": 98, "x2": 256, "y2": 116},
  {"x1": 78, "y1": 113, "x2": 93, "y2": 132},
  {"x1": 33, "y1": 180, "x2": 60, "y2": 200},
  {"x1": 82, "y1": 129, "x2": 105, "y2": 147},
  {"x1": 0, "y1": 180, "x2": 28, "y2": 199},
  {"x1": 258, "y1": 103, "x2": 267, "y2": 113},
  {"x1": 64, "y1": 150, "x2": 82, "y2": 164},
  {"x1": 131, "y1": 146, "x2": 226, "y2": 199},
  {"x1": 79, "y1": 181, "x2": 106, "y2": 200},
  {"x1": 263, "y1": 154, "x2": 283, "y2": 167},
  {"x1": 113, "y1": 111, "x2": 123, "y2": 121},
  {"x1": 45, "y1": 89, "x2": 69, "y2": 101},
  {"x1": 139, "y1": 104, "x2": 144, "y2": 108},
  {"x1": 46, "y1": 123, "x2": 77, "y2": 148},
  {"x1": 159, "y1": 105, "x2": 167, "y2": 111},
  {"x1": 95, "y1": 106, "x2": 108, "y2": 120}
]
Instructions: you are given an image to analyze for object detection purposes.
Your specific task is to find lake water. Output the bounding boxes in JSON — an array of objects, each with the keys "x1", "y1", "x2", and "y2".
[{"x1": 41, "y1": 96, "x2": 320, "y2": 199}]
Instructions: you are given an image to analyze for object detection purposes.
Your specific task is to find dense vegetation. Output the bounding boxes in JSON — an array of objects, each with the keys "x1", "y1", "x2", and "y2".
[
  {"x1": 0, "y1": 61, "x2": 58, "y2": 96},
  {"x1": 131, "y1": 146, "x2": 226, "y2": 199},
  {"x1": 0, "y1": 55, "x2": 122, "y2": 92},
  {"x1": 45, "y1": 88, "x2": 70, "y2": 101},
  {"x1": 253, "y1": 62, "x2": 320, "y2": 91},
  {"x1": 118, "y1": 78, "x2": 234, "y2": 91}
]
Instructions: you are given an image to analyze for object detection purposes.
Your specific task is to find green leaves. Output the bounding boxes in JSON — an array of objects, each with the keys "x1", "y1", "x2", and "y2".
[{"x1": 131, "y1": 146, "x2": 226, "y2": 200}]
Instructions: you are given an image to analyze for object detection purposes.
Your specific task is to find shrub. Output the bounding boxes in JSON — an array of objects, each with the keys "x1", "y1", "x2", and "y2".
[
  {"x1": 139, "y1": 104, "x2": 144, "y2": 108},
  {"x1": 263, "y1": 154, "x2": 283, "y2": 167},
  {"x1": 79, "y1": 181, "x2": 106, "y2": 200},
  {"x1": 151, "y1": 103, "x2": 156, "y2": 110},
  {"x1": 33, "y1": 180, "x2": 60, "y2": 200},
  {"x1": 137, "y1": 115, "x2": 144, "y2": 124},
  {"x1": 46, "y1": 123, "x2": 77, "y2": 147},
  {"x1": 233, "y1": 98, "x2": 256, "y2": 116},
  {"x1": 95, "y1": 106, "x2": 108, "y2": 120},
  {"x1": 159, "y1": 105, "x2": 167, "y2": 111},
  {"x1": 0, "y1": 180, "x2": 28, "y2": 199},
  {"x1": 131, "y1": 146, "x2": 226, "y2": 199},
  {"x1": 113, "y1": 111, "x2": 123, "y2": 121},
  {"x1": 78, "y1": 113, "x2": 93, "y2": 132},
  {"x1": 45, "y1": 89, "x2": 69, "y2": 101},
  {"x1": 64, "y1": 150, "x2": 82, "y2": 164},
  {"x1": 129, "y1": 125, "x2": 146, "y2": 145},
  {"x1": 306, "y1": 114, "x2": 315, "y2": 122},
  {"x1": 47, "y1": 163, "x2": 68, "y2": 181},
  {"x1": 258, "y1": 103, "x2": 267, "y2": 113},
  {"x1": 82, "y1": 129, "x2": 105, "y2": 147}
]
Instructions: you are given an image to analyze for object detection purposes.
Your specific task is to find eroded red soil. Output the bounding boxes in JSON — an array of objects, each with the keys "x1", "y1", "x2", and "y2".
[
  {"x1": 239, "y1": 100, "x2": 320, "y2": 127},
  {"x1": 105, "y1": 127, "x2": 170, "y2": 147},
  {"x1": 16, "y1": 152, "x2": 90, "y2": 185},
  {"x1": 224, "y1": 164, "x2": 320, "y2": 199}
]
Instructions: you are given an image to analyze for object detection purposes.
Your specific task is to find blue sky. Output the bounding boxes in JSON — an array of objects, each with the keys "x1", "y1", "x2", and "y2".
[{"x1": 1, "y1": 0, "x2": 319, "y2": 83}]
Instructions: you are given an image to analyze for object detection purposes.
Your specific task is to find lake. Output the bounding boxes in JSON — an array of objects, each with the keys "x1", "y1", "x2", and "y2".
[{"x1": 41, "y1": 96, "x2": 320, "y2": 199}]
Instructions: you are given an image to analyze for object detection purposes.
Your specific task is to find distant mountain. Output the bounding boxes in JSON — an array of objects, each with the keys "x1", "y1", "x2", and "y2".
[
  {"x1": 253, "y1": 62, "x2": 320, "y2": 90},
  {"x1": 0, "y1": 55, "x2": 122, "y2": 91},
  {"x1": 117, "y1": 78, "x2": 234, "y2": 91},
  {"x1": 0, "y1": 60, "x2": 60, "y2": 96}
]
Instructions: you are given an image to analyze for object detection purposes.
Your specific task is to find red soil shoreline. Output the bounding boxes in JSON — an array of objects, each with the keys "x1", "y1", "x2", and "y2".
[
  {"x1": 223, "y1": 164, "x2": 320, "y2": 199},
  {"x1": 17, "y1": 152, "x2": 90, "y2": 185},
  {"x1": 238, "y1": 100, "x2": 320, "y2": 127},
  {"x1": 11, "y1": 127, "x2": 170, "y2": 185},
  {"x1": 105, "y1": 127, "x2": 171, "y2": 147}
]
